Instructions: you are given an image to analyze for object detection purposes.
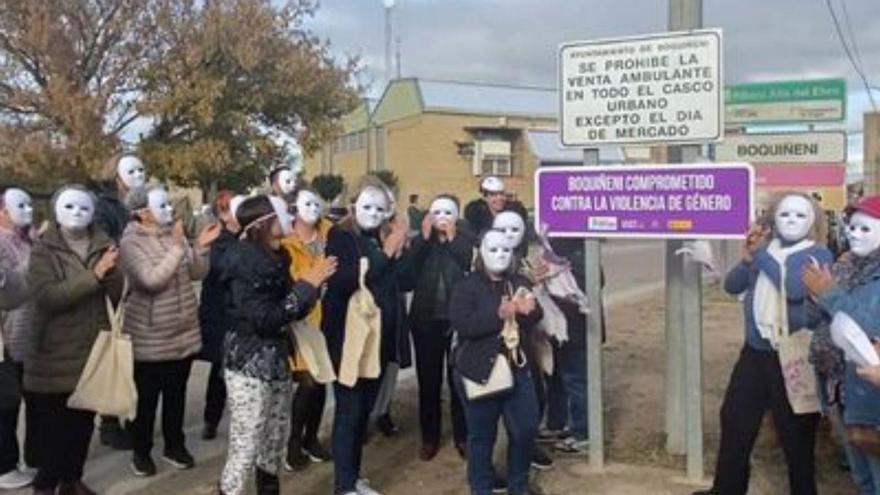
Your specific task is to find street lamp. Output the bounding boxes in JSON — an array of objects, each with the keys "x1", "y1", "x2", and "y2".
[{"x1": 384, "y1": 0, "x2": 394, "y2": 83}]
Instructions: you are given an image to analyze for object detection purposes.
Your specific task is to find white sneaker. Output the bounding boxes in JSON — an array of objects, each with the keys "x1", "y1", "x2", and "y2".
[
  {"x1": 554, "y1": 437, "x2": 589, "y2": 454},
  {"x1": 0, "y1": 469, "x2": 34, "y2": 489},
  {"x1": 355, "y1": 478, "x2": 383, "y2": 495}
]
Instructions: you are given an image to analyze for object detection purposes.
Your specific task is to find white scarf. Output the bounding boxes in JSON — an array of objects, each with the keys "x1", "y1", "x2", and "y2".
[{"x1": 753, "y1": 238, "x2": 814, "y2": 349}]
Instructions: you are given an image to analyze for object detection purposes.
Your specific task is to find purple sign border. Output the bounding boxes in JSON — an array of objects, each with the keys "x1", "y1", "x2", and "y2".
[{"x1": 534, "y1": 163, "x2": 755, "y2": 240}]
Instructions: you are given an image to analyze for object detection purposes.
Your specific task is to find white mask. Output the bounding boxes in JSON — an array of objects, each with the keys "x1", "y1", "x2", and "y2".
[
  {"x1": 493, "y1": 211, "x2": 526, "y2": 248},
  {"x1": 275, "y1": 169, "x2": 296, "y2": 195},
  {"x1": 480, "y1": 231, "x2": 514, "y2": 274},
  {"x1": 429, "y1": 198, "x2": 459, "y2": 228},
  {"x1": 847, "y1": 212, "x2": 880, "y2": 257},
  {"x1": 117, "y1": 156, "x2": 147, "y2": 189},
  {"x1": 3, "y1": 188, "x2": 33, "y2": 227},
  {"x1": 355, "y1": 187, "x2": 389, "y2": 231},
  {"x1": 54, "y1": 189, "x2": 95, "y2": 230},
  {"x1": 295, "y1": 190, "x2": 323, "y2": 226},
  {"x1": 269, "y1": 196, "x2": 293, "y2": 236},
  {"x1": 147, "y1": 188, "x2": 175, "y2": 226},
  {"x1": 774, "y1": 195, "x2": 815, "y2": 243}
]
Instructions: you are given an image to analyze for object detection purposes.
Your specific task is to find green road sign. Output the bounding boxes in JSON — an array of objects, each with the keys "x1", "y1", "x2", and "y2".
[{"x1": 725, "y1": 78, "x2": 846, "y2": 124}]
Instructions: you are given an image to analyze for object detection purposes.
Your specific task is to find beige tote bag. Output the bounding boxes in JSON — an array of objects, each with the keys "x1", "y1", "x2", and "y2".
[
  {"x1": 291, "y1": 321, "x2": 337, "y2": 384},
  {"x1": 778, "y1": 329, "x2": 821, "y2": 415},
  {"x1": 68, "y1": 290, "x2": 138, "y2": 421},
  {"x1": 338, "y1": 257, "x2": 382, "y2": 387}
]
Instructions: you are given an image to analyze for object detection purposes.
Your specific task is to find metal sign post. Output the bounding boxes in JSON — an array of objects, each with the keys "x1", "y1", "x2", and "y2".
[
  {"x1": 582, "y1": 148, "x2": 605, "y2": 470},
  {"x1": 667, "y1": 0, "x2": 705, "y2": 482},
  {"x1": 556, "y1": 0, "x2": 721, "y2": 479}
]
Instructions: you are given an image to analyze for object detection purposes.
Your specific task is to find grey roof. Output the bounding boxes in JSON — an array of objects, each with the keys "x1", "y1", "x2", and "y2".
[
  {"x1": 526, "y1": 130, "x2": 623, "y2": 164},
  {"x1": 417, "y1": 79, "x2": 557, "y2": 118}
]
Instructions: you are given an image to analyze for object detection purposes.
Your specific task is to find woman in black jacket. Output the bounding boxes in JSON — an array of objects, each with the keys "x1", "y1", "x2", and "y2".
[
  {"x1": 323, "y1": 177, "x2": 409, "y2": 495},
  {"x1": 218, "y1": 196, "x2": 336, "y2": 495},
  {"x1": 409, "y1": 195, "x2": 473, "y2": 461},
  {"x1": 198, "y1": 191, "x2": 240, "y2": 440},
  {"x1": 450, "y1": 230, "x2": 543, "y2": 495}
]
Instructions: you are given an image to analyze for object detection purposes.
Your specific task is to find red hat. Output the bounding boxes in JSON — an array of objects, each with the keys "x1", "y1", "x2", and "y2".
[{"x1": 855, "y1": 196, "x2": 880, "y2": 219}]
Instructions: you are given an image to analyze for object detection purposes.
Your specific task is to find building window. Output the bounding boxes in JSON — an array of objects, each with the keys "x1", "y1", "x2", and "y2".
[
  {"x1": 333, "y1": 130, "x2": 367, "y2": 155},
  {"x1": 472, "y1": 139, "x2": 512, "y2": 176},
  {"x1": 481, "y1": 155, "x2": 512, "y2": 176}
]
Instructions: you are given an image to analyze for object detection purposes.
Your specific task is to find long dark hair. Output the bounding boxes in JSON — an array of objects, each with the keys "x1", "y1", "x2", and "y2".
[{"x1": 236, "y1": 195, "x2": 277, "y2": 249}]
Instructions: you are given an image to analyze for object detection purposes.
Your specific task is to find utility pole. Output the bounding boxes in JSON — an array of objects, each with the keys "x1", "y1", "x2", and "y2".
[
  {"x1": 865, "y1": 112, "x2": 880, "y2": 195},
  {"x1": 384, "y1": 0, "x2": 394, "y2": 84},
  {"x1": 395, "y1": 36, "x2": 402, "y2": 80}
]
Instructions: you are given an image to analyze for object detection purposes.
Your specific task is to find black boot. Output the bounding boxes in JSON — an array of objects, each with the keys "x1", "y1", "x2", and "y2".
[{"x1": 255, "y1": 468, "x2": 280, "y2": 495}]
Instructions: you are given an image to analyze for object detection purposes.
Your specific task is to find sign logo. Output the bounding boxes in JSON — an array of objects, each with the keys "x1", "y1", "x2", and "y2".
[{"x1": 588, "y1": 216, "x2": 619, "y2": 231}]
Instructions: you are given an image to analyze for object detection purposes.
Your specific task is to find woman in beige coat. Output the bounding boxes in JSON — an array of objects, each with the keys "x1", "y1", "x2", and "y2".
[{"x1": 120, "y1": 186, "x2": 220, "y2": 478}]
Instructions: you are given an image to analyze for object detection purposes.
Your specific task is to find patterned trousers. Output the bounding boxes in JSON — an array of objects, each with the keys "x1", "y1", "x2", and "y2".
[{"x1": 220, "y1": 370, "x2": 292, "y2": 495}]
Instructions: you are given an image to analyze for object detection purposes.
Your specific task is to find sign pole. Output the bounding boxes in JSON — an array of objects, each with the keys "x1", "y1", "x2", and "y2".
[
  {"x1": 583, "y1": 148, "x2": 605, "y2": 470},
  {"x1": 668, "y1": 0, "x2": 705, "y2": 481}
]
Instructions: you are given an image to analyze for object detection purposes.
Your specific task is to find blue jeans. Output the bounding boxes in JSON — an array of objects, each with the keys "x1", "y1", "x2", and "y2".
[
  {"x1": 844, "y1": 436, "x2": 880, "y2": 495},
  {"x1": 332, "y1": 378, "x2": 380, "y2": 494},
  {"x1": 546, "y1": 325, "x2": 588, "y2": 441},
  {"x1": 458, "y1": 367, "x2": 539, "y2": 495}
]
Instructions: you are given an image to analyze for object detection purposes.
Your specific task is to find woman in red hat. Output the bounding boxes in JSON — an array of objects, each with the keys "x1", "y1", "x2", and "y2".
[{"x1": 805, "y1": 195, "x2": 880, "y2": 494}]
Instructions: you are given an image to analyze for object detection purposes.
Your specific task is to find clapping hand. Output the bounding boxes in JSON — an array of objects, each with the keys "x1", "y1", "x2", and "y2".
[
  {"x1": 196, "y1": 223, "x2": 222, "y2": 250},
  {"x1": 93, "y1": 245, "x2": 119, "y2": 280},
  {"x1": 301, "y1": 256, "x2": 339, "y2": 288},
  {"x1": 803, "y1": 260, "x2": 834, "y2": 298}
]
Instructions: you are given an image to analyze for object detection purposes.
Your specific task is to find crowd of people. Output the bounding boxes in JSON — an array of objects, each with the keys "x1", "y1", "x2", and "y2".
[
  {"x1": 0, "y1": 156, "x2": 593, "y2": 495},
  {"x1": 695, "y1": 192, "x2": 880, "y2": 495},
  {"x1": 5, "y1": 155, "x2": 880, "y2": 495}
]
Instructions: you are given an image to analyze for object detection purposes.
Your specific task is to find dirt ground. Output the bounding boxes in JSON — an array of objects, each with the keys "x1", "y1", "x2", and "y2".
[{"x1": 132, "y1": 285, "x2": 857, "y2": 495}]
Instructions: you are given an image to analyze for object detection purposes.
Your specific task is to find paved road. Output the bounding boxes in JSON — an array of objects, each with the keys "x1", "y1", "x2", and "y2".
[{"x1": 8, "y1": 240, "x2": 675, "y2": 494}]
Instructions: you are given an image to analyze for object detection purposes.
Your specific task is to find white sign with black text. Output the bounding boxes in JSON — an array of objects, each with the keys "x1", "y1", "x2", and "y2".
[
  {"x1": 559, "y1": 30, "x2": 723, "y2": 147},
  {"x1": 714, "y1": 131, "x2": 847, "y2": 164}
]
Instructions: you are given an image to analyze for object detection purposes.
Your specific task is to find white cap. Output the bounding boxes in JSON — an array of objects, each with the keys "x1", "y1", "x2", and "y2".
[{"x1": 481, "y1": 176, "x2": 505, "y2": 193}]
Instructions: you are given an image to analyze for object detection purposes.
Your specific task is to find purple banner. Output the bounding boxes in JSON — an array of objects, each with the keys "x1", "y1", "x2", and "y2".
[{"x1": 535, "y1": 164, "x2": 754, "y2": 239}]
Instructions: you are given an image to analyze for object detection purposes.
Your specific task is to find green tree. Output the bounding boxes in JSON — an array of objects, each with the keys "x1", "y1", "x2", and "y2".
[
  {"x1": 310, "y1": 173, "x2": 344, "y2": 202},
  {"x1": 137, "y1": 0, "x2": 359, "y2": 198},
  {"x1": 0, "y1": 0, "x2": 158, "y2": 186}
]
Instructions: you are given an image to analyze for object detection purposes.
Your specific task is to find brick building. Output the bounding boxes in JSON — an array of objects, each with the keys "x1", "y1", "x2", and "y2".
[{"x1": 305, "y1": 78, "x2": 563, "y2": 210}]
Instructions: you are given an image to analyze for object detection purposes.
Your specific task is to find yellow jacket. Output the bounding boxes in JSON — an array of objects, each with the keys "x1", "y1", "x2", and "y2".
[
  {"x1": 281, "y1": 219, "x2": 333, "y2": 375},
  {"x1": 281, "y1": 218, "x2": 332, "y2": 329}
]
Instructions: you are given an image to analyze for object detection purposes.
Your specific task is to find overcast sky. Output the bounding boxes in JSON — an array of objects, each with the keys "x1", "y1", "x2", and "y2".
[{"x1": 305, "y1": 0, "x2": 880, "y2": 164}]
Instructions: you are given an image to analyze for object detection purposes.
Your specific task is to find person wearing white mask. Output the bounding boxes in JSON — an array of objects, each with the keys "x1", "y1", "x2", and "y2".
[
  {"x1": 492, "y1": 211, "x2": 527, "y2": 259},
  {"x1": 94, "y1": 155, "x2": 148, "y2": 243},
  {"x1": 120, "y1": 186, "x2": 221, "y2": 477},
  {"x1": 323, "y1": 176, "x2": 409, "y2": 495},
  {"x1": 450, "y1": 230, "x2": 543, "y2": 495},
  {"x1": 696, "y1": 192, "x2": 833, "y2": 495},
  {"x1": 408, "y1": 195, "x2": 474, "y2": 461},
  {"x1": 269, "y1": 167, "x2": 298, "y2": 202},
  {"x1": 25, "y1": 185, "x2": 125, "y2": 495},
  {"x1": 370, "y1": 178, "x2": 408, "y2": 439},
  {"x1": 803, "y1": 196, "x2": 880, "y2": 494},
  {"x1": 492, "y1": 209, "x2": 555, "y2": 471},
  {"x1": 0, "y1": 187, "x2": 37, "y2": 490},
  {"x1": 280, "y1": 188, "x2": 335, "y2": 470}
]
